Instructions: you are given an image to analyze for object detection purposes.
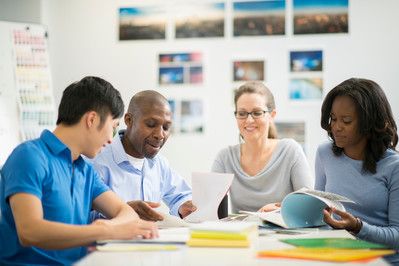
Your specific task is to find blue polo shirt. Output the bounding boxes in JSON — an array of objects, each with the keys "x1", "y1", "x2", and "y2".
[{"x1": 0, "y1": 130, "x2": 109, "y2": 265}]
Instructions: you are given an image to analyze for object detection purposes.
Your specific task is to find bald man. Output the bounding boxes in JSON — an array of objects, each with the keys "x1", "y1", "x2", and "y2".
[{"x1": 92, "y1": 90, "x2": 196, "y2": 221}]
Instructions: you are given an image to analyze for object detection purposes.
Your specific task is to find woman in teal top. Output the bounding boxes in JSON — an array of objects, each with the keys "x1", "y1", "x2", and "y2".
[{"x1": 315, "y1": 78, "x2": 399, "y2": 263}]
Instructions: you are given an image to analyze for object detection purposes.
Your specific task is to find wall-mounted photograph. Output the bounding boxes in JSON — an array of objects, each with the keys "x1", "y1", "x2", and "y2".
[
  {"x1": 159, "y1": 67, "x2": 184, "y2": 84},
  {"x1": 168, "y1": 99, "x2": 177, "y2": 133},
  {"x1": 289, "y1": 78, "x2": 323, "y2": 100},
  {"x1": 233, "y1": 0, "x2": 286, "y2": 36},
  {"x1": 293, "y1": 0, "x2": 349, "y2": 34},
  {"x1": 119, "y1": 6, "x2": 166, "y2": 40},
  {"x1": 180, "y1": 99, "x2": 204, "y2": 134},
  {"x1": 275, "y1": 121, "x2": 306, "y2": 152},
  {"x1": 233, "y1": 60, "x2": 264, "y2": 81},
  {"x1": 174, "y1": 3, "x2": 225, "y2": 38},
  {"x1": 159, "y1": 52, "x2": 203, "y2": 85},
  {"x1": 290, "y1": 50, "x2": 323, "y2": 72}
]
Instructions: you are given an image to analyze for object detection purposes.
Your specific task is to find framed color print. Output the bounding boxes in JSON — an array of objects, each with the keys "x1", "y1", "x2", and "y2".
[
  {"x1": 233, "y1": 60, "x2": 264, "y2": 81},
  {"x1": 174, "y1": 3, "x2": 225, "y2": 38},
  {"x1": 289, "y1": 77, "x2": 323, "y2": 100},
  {"x1": 167, "y1": 99, "x2": 177, "y2": 133},
  {"x1": 159, "y1": 52, "x2": 203, "y2": 85},
  {"x1": 275, "y1": 121, "x2": 306, "y2": 152},
  {"x1": 119, "y1": 6, "x2": 166, "y2": 40},
  {"x1": 233, "y1": 0, "x2": 285, "y2": 36},
  {"x1": 293, "y1": 0, "x2": 348, "y2": 34},
  {"x1": 180, "y1": 99, "x2": 204, "y2": 134},
  {"x1": 290, "y1": 50, "x2": 323, "y2": 72}
]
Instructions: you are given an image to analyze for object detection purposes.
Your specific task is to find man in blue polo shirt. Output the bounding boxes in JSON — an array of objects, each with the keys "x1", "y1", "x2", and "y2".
[
  {"x1": 92, "y1": 90, "x2": 196, "y2": 221},
  {"x1": 0, "y1": 76, "x2": 158, "y2": 265}
]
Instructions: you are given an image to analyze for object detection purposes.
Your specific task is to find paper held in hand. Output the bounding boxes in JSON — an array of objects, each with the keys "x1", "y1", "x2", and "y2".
[
  {"x1": 242, "y1": 188, "x2": 355, "y2": 229},
  {"x1": 184, "y1": 172, "x2": 234, "y2": 223}
]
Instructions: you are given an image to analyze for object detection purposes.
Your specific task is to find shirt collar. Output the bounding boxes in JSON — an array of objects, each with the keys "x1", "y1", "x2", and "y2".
[
  {"x1": 111, "y1": 130, "x2": 129, "y2": 165},
  {"x1": 112, "y1": 130, "x2": 155, "y2": 168},
  {"x1": 41, "y1": 129, "x2": 68, "y2": 155},
  {"x1": 40, "y1": 129, "x2": 85, "y2": 167}
]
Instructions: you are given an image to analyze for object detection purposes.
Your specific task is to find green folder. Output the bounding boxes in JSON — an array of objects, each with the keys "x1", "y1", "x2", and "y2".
[{"x1": 281, "y1": 238, "x2": 388, "y2": 249}]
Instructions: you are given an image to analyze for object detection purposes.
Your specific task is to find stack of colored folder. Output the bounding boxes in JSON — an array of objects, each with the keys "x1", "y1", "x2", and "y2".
[
  {"x1": 187, "y1": 221, "x2": 257, "y2": 248},
  {"x1": 258, "y1": 238, "x2": 395, "y2": 262}
]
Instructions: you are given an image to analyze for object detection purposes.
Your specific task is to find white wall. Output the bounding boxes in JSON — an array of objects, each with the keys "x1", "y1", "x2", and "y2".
[
  {"x1": 0, "y1": 0, "x2": 41, "y2": 23},
  {"x1": 41, "y1": 0, "x2": 399, "y2": 184}
]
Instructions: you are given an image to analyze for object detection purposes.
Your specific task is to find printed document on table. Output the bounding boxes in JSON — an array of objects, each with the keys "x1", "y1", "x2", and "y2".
[{"x1": 185, "y1": 172, "x2": 234, "y2": 223}]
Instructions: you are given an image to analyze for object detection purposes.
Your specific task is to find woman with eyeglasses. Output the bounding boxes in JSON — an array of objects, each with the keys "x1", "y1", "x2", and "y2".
[
  {"x1": 315, "y1": 78, "x2": 399, "y2": 257},
  {"x1": 212, "y1": 81, "x2": 313, "y2": 215}
]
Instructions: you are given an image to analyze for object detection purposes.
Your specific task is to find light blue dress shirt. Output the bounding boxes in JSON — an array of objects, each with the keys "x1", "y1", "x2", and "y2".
[{"x1": 92, "y1": 130, "x2": 192, "y2": 216}]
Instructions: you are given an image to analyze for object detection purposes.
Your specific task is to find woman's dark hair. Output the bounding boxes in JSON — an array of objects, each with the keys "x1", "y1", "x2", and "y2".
[
  {"x1": 234, "y1": 81, "x2": 278, "y2": 139},
  {"x1": 321, "y1": 78, "x2": 398, "y2": 173},
  {"x1": 56, "y1": 76, "x2": 124, "y2": 127}
]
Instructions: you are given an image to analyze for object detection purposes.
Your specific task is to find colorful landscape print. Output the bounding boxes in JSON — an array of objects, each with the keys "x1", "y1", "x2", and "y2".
[
  {"x1": 293, "y1": 0, "x2": 348, "y2": 34},
  {"x1": 233, "y1": 0, "x2": 285, "y2": 36},
  {"x1": 175, "y1": 3, "x2": 225, "y2": 38},
  {"x1": 119, "y1": 7, "x2": 166, "y2": 40},
  {"x1": 290, "y1": 50, "x2": 323, "y2": 72},
  {"x1": 233, "y1": 61, "x2": 264, "y2": 81}
]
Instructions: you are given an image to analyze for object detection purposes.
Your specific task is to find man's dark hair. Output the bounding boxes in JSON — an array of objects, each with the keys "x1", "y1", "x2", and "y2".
[
  {"x1": 56, "y1": 76, "x2": 124, "y2": 126},
  {"x1": 321, "y1": 78, "x2": 398, "y2": 173}
]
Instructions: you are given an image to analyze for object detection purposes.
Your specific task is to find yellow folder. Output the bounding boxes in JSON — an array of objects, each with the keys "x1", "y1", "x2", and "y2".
[
  {"x1": 187, "y1": 238, "x2": 250, "y2": 248},
  {"x1": 190, "y1": 231, "x2": 248, "y2": 240}
]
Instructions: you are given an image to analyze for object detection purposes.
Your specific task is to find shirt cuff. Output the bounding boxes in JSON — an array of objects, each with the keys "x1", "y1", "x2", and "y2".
[
  {"x1": 356, "y1": 220, "x2": 370, "y2": 239},
  {"x1": 169, "y1": 195, "x2": 192, "y2": 217}
]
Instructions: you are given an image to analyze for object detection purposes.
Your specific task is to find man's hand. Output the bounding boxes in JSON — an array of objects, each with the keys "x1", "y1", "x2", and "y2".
[
  {"x1": 178, "y1": 200, "x2": 197, "y2": 218},
  {"x1": 94, "y1": 218, "x2": 159, "y2": 240},
  {"x1": 258, "y1": 202, "x2": 281, "y2": 212},
  {"x1": 127, "y1": 200, "x2": 164, "y2": 221}
]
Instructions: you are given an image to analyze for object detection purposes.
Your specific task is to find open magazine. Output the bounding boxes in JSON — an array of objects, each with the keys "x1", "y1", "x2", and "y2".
[{"x1": 242, "y1": 188, "x2": 355, "y2": 229}]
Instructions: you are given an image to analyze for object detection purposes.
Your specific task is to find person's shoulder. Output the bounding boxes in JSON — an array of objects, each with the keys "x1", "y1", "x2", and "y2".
[
  {"x1": 216, "y1": 144, "x2": 239, "y2": 158},
  {"x1": 379, "y1": 149, "x2": 399, "y2": 184},
  {"x1": 92, "y1": 143, "x2": 114, "y2": 164},
  {"x1": 7, "y1": 139, "x2": 46, "y2": 163},
  {"x1": 279, "y1": 138, "x2": 300, "y2": 148},
  {"x1": 2, "y1": 139, "x2": 48, "y2": 177},
  {"x1": 316, "y1": 141, "x2": 333, "y2": 154},
  {"x1": 381, "y1": 149, "x2": 399, "y2": 167},
  {"x1": 278, "y1": 138, "x2": 303, "y2": 154}
]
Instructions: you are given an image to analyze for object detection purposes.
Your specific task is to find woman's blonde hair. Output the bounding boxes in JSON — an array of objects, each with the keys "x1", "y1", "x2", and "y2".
[{"x1": 234, "y1": 81, "x2": 278, "y2": 139}]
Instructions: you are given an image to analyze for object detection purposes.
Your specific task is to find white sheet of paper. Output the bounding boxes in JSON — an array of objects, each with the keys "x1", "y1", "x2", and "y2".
[
  {"x1": 97, "y1": 228, "x2": 190, "y2": 245},
  {"x1": 184, "y1": 172, "x2": 234, "y2": 223},
  {"x1": 156, "y1": 212, "x2": 190, "y2": 229}
]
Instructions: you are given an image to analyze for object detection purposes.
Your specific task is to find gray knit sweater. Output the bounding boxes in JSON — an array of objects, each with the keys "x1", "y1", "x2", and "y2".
[{"x1": 211, "y1": 138, "x2": 313, "y2": 213}]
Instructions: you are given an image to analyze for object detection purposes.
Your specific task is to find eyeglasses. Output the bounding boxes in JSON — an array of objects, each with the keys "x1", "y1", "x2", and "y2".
[{"x1": 234, "y1": 110, "x2": 269, "y2": 119}]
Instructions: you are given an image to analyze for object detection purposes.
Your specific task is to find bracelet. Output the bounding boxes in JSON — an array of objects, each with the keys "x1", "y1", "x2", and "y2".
[{"x1": 349, "y1": 217, "x2": 363, "y2": 235}]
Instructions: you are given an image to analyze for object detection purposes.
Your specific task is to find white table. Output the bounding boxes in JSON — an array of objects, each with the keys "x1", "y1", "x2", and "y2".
[{"x1": 75, "y1": 227, "x2": 391, "y2": 266}]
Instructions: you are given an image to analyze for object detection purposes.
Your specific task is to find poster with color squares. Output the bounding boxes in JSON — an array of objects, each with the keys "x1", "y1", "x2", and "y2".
[{"x1": 159, "y1": 52, "x2": 203, "y2": 85}]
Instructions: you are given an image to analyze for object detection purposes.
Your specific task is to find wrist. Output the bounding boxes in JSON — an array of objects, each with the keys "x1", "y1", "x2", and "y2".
[
  {"x1": 93, "y1": 219, "x2": 112, "y2": 240},
  {"x1": 348, "y1": 217, "x2": 363, "y2": 235}
]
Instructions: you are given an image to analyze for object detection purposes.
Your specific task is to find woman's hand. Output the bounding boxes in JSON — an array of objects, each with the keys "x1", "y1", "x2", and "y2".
[
  {"x1": 323, "y1": 207, "x2": 362, "y2": 234},
  {"x1": 258, "y1": 202, "x2": 281, "y2": 212}
]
